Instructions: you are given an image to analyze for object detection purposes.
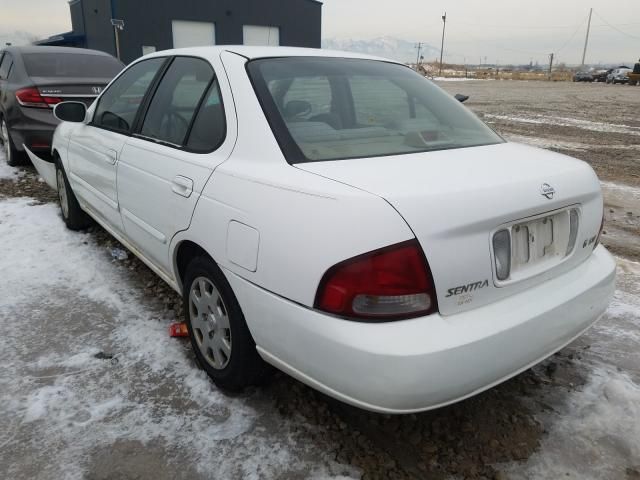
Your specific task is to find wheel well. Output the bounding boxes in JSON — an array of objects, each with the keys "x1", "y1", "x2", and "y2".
[{"x1": 175, "y1": 240, "x2": 212, "y2": 289}]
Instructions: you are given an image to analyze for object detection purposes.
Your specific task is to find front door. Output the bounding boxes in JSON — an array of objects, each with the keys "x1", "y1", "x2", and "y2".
[
  {"x1": 117, "y1": 56, "x2": 234, "y2": 275},
  {"x1": 67, "y1": 57, "x2": 166, "y2": 232}
]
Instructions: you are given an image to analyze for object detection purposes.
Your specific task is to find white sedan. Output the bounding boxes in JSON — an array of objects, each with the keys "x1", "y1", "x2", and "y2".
[{"x1": 28, "y1": 46, "x2": 615, "y2": 414}]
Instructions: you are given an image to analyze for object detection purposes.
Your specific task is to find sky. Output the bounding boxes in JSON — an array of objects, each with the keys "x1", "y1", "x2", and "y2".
[{"x1": 0, "y1": 0, "x2": 638, "y2": 65}]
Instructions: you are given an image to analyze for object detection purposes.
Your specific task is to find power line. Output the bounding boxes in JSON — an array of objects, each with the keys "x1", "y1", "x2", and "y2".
[
  {"x1": 555, "y1": 12, "x2": 589, "y2": 54},
  {"x1": 450, "y1": 18, "x2": 640, "y2": 31},
  {"x1": 593, "y1": 10, "x2": 640, "y2": 40}
]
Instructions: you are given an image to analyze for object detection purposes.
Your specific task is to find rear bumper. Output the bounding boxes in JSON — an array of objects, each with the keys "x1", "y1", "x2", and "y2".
[
  {"x1": 227, "y1": 246, "x2": 616, "y2": 414},
  {"x1": 8, "y1": 107, "x2": 58, "y2": 153}
]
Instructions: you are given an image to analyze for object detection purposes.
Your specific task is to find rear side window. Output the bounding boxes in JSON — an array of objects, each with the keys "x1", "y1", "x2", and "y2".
[
  {"x1": 0, "y1": 53, "x2": 13, "y2": 80},
  {"x1": 22, "y1": 53, "x2": 123, "y2": 78},
  {"x1": 93, "y1": 58, "x2": 165, "y2": 133},
  {"x1": 140, "y1": 57, "x2": 213, "y2": 146},
  {"x1": 185, "y1": 80, "x2": 226, "y2": 152}
]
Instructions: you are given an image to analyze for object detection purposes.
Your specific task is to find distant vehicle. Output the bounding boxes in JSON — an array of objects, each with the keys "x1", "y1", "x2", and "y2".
[
  {"x1": 629, "y1": 60, "x2": 640, "y2": 86},
  {"x1": 0, "y1": 46, "x2": 124, "y2": 166},
  {"x1": 573, "y1": 71, "x2": 593, "y2": 82},
  {"x1": 28, "y1": 46, "x2": 615, "y2": 414},
  {"x1": 606, "y1": 67, "x2": 631, "y2": 84},
  {"x1": 592, "y1": 69, "x2": 611, "y2": 82}
]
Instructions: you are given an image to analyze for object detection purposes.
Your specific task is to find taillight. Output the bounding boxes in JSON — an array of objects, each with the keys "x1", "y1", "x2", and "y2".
[
  {"x1": 314, "y1": 240, "x2": 438, "y2": 320},
  {"x1": 15, "y1": 88, "x2": 62, "y2": 108}
]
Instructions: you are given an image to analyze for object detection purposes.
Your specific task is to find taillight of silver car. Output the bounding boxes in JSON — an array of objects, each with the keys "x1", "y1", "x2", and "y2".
[
  {"x1": 15, "y1": 88, "x2": 62, "y2": 109},
  {"x1": 314, "y1": 239, "x2": 438, "y2": 320}
]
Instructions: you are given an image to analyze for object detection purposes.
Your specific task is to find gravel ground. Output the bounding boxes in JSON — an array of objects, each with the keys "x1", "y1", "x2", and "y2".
[{"x1": 1, "y1": 81, "x2": 639, "y2": 480}]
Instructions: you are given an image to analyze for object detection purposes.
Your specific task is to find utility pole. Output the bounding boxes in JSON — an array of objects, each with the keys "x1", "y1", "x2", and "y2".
[
  {"x1": 548, "y1": 53, "x2": 554, "y2": 80},
  {"x1": 415, "y1": 43, "x2": 422, "y2": 71},
  {"x1": 110, "y1": 19, "x2": 124, "y2": 60},
  {"x1": 581, "y1": 8, "x2": 593, "y2": 67},
  {"x1": 439, "y1": 12, "x2": 447, "y2": 76}
]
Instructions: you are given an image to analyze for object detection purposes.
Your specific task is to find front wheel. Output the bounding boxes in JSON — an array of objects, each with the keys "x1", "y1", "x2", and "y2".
[
  {"x1": 183, "y1": 257, "x2": 269, "y2": 391},
  {"x1": 55, "y1": 161, "x2": 91, "y2": 230}
]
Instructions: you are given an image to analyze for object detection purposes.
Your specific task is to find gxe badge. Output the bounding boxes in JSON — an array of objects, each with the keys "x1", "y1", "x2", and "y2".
[{"x1": 540, "y1": 183, "x2": 555, "y2": 200}]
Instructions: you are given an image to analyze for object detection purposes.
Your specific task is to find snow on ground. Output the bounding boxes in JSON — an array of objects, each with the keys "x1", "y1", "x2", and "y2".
[
  {"x1": 0, "y1": 149, "x2": 23, "y2": 180},
  {"x1": 431, "y1": 76, "x2": 480, "y2": 82},
  {"x1": 503, "y1": 258, "x2": 640, "y2": 479},
  {"x1": 503, "y1": 133, "x2": 640, "y2": 156},
  {"x1": 0, "y1": 198, "x2": 358, "y2": 480},
  {"x1": 504, "y1": 134, "x2": 590, "y2": 152},
  {"x1": 601, "y1": 181, "x2": 640, "y2": 203},
  {"x1": 484, "y1": 113, "x2": 640, "y2": 136}
]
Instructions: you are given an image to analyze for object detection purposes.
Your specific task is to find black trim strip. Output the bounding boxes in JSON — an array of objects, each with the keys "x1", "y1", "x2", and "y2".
[{"x1": 131, "y1": 57, "x2": 174, "y2": 134}]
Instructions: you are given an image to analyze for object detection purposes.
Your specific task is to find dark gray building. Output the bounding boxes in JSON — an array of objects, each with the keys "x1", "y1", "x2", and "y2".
[{"x1": 38, "y1": 0, "x2": 322, "y2": 64}]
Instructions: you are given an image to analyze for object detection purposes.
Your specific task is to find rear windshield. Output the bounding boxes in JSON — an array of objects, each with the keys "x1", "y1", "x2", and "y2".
[
  {"x1": 22, "y1": 53, "x2": 124, "y2": 78},
  {"x1": 248, "y1": 57, "x2": 503, "y2": 163}
]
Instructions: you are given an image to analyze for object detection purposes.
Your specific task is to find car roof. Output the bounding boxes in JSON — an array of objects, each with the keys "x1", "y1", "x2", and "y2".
[
  {"x1": 1, "y1": 46, "x2": 115, "y2": 57},
  {"x1": 143, "y1": 45, "x2": 396, "y2": 64}
]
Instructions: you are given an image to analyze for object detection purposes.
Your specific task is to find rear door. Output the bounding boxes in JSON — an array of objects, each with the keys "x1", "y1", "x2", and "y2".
[
  {"x1": 67, "y1": 57, "x2": 166, "y2": 232},
  {"x1": 117, "y1": 55, "x2": 235, "y2": 275}
]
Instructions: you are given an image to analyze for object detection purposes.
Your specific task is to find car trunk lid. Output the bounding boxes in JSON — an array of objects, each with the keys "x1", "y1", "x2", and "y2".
[
  {"x1": 32, "y1": 76, "x2": 111, "y2": 107},
  {"x1": 297, "y1": 142, "x2": 604, "y2": 315}
]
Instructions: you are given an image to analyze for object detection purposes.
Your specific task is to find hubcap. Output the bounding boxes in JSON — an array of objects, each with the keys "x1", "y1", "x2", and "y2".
[
  {"x1": 1, "y1": 121, "x2": 10, "y2": 163},
  {"x1": 57, "y1": 169, "x2": 69, "y2": 219},
  {"x1": 189, "y1": 277, "x2": 232, "y2": 370}
]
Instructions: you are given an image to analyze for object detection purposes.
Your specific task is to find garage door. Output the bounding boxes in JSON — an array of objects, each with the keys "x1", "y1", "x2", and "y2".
[
  {"x1": 243, "y1": 25, "x2": 280, "y2": 46},
  {"x1": 172, "y1": 20, "x2": 216, "y2": 48}
]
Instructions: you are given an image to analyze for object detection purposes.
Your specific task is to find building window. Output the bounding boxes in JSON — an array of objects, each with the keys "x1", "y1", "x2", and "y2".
[
  {"x1": 243, "y1": 25, "x2": 279, "y2": 46},
  {"x1": 172, "y1": 20, "x2": 216, "y2": 48},
  {"x1": 142, "y1": 46, "x2": 156, "y2": 56}
]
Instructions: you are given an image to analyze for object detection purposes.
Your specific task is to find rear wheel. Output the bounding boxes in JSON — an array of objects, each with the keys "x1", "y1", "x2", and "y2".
[
  {"x1": 183, "y1": 256, "x2": 269, "y2": 391},
  {"x1": 55, "y1": 161, "x2": 91, "y2": 230},
  {"x1": 0, "y1": 118, "x2": 21, "y2": 167}
]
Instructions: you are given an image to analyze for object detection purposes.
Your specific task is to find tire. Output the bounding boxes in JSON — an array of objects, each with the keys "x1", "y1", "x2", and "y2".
[
  {"x1": 183, "y1": 256, "x2": 269, "y2": 391},
  {"x1": 0, "y1": 118, "x2": 22, "y2": 167},
  {"x1": 55, "y1": 161, "x2": 91, "y2": 230}
]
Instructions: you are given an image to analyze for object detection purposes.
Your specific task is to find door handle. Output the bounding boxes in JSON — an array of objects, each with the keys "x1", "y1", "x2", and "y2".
[
  {"x1": 104, "y1": 148, "x2": 118, "y2": 165},
  {"x1": 172, "y1": 175, "x2": 194, "y2": 198}
]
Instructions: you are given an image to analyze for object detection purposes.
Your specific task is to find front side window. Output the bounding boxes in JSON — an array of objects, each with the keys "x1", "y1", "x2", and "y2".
[
  {"x1": 140, "y1": 57, "x2": 214, "y2": 146},
  {"x1": 248, "y1": 57, "x2": 503, "y2": 163},
  {"x1": 93, "y1": 57, "x2": 165, "y2": 133}
]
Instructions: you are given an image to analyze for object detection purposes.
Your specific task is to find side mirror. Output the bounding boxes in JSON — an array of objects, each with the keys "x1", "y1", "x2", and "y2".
[
  {"x1": 454, "y1": 93, "x2": 470, "y2": 103},
  {"x1": 53, "y1": 101, "x2": 87, "y2": 123}
]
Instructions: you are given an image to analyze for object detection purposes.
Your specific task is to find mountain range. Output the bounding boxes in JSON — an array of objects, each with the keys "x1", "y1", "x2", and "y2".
[{"x1": 321, "y1": 36, "x2": 440, "y2": 63}]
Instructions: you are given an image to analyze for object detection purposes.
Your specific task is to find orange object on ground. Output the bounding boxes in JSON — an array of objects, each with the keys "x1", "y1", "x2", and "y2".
[{"x1": 168, "y1": 322, "x2": 189, "y2": 337}]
